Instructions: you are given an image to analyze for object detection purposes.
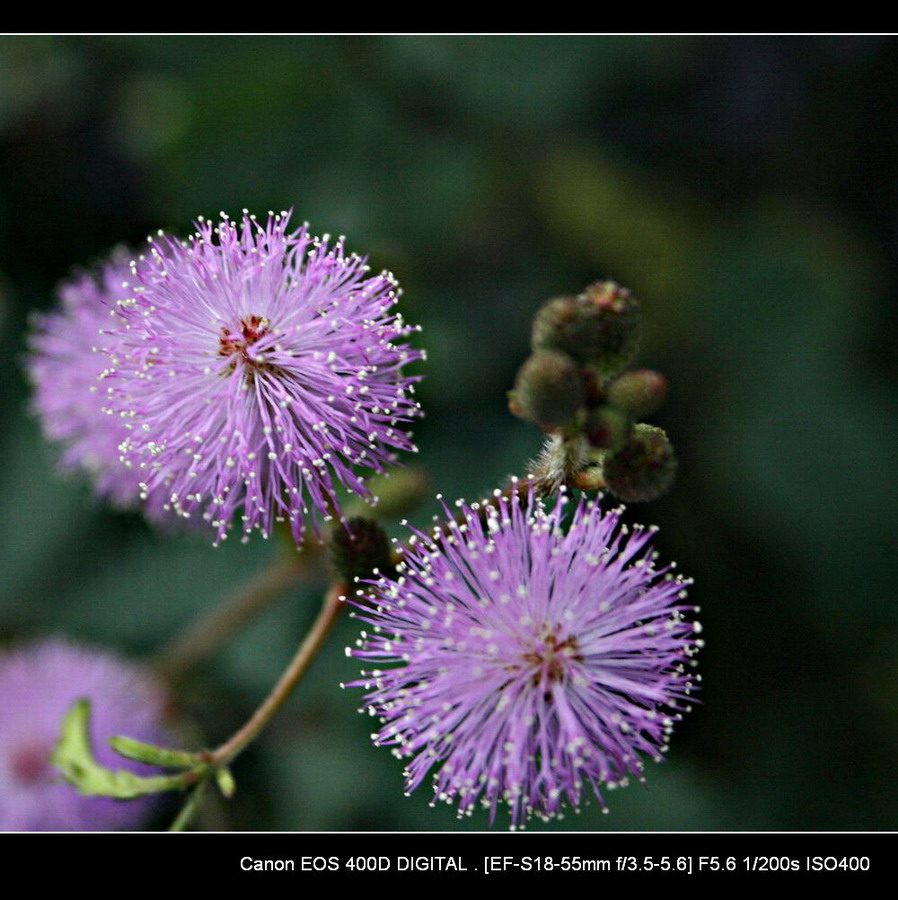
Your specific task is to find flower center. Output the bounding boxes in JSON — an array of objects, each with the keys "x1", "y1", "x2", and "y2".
[
  {"x1": 523, "y1": 627, "x2": 582, "y2": 686},
  {"x1": 10, "y1": 738, "x2": 52, "y2": 784},
  {"x1": 219, "y1": 315, "x2": 271, "y2": 361},
  {"x1": 219, "y1": 315, "x2": 272, "y2": 380}
]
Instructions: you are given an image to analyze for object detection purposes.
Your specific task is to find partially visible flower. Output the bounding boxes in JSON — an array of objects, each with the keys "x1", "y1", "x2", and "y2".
[
  {"x1": 349, "y1": 485, "x2": 700, "y2": 827},
  {"x1": 0, "y1": 637, "x2": 171, "y2": 831},
  {"x1": 28, "y1": 254, "x2": 145, "y2": 508},
  {"x1": 101, "y1": 211, "x2": 422, "y2": 543}
]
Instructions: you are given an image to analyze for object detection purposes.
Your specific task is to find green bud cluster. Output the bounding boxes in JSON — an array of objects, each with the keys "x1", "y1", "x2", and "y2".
[
  {"x1": 511, "y1": 280, "x2": 677, "y2": 503},
  {"x1": 584, "y1": 405, "x2": 630, "y2": 451},
  {"x1": 603, "y1": 424, "x2": 677, "y2": 502},
  {"x1": 532, "y1": 280, "x2": 641, "y2": 376},
  {"x1": 606, "y1": 368, "x2": 668, "y2": 419},
  {"x1": 508, "y1": 350, "x2": 585, "y2": 431}
]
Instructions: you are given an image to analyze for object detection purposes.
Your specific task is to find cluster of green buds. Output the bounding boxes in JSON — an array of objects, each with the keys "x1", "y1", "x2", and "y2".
[{"x1": 509, "y1": 281, "x2": 676, "y2": 502}]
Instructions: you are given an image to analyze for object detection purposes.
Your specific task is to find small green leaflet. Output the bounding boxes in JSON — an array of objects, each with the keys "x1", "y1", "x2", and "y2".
[
  {"x1": 109, "y1": 735, "x2": 205, "y2": 769},
  {"x1": 51, "y1": 700, "x2": 201, "y2": 799}
]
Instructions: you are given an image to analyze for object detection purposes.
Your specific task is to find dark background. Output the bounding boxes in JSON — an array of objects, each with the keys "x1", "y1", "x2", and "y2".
[{"x1": 1, "y1": 35, "x2": 896, "y2": 831}]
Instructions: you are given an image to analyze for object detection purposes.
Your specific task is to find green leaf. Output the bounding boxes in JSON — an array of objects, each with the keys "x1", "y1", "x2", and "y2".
[
  {"x1": 215, "y1": 766, "x2": 236, "y2": 799},
  {"x1": 52, "y1": 700, "x2": 202, "y2": 799},
  {"x1": 109, "y1": 735, "x2": 205, "y2": 769}
]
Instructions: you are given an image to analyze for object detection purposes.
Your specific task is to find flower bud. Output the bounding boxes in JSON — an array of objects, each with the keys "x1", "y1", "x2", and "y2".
[
  {"x1": 331, "y1": 517, "x2": 395, "y2": 583},
  {"x1": 509, "y1": 351, "x2": 585, "y2": 432},
  {"x1": 603, "y1": 424, "x2": 677, "y2": 502},
  {"x1": 531, "y1": 281, "x2": 640, "y2": 376},
  {"x1": 606, "y1": 369, "x2": 668, "y2": 419},
  {"x1": 584, "y1": 405, "x2": 631, "y2": 451}
]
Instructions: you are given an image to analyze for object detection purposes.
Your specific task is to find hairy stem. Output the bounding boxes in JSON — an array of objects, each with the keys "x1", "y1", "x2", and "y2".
[{"x1": 529, "y1": 433, "x2": 591, "y2": 494}]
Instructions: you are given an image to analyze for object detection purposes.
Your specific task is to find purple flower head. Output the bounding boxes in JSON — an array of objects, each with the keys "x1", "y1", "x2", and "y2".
[
  {"x1": 28, "y1": 254, "x2": 147, "y2": 508},
  {"x1": 101, "y1": 211, "x2": 422, "y2": 544},
  {"x1": 349, "y1": 485, "x2": 701, "y2": 827},
  {"x1": 0, "y1": 637, "x2": 172, "y2": 831}
]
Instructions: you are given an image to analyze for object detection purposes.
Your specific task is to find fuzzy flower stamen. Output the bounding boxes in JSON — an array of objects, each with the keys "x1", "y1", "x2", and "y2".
[
  {"x1": 349, "y1": 485, "x2": 701, "y2": 827},
  {"x1": 100, "y1": 211, "x2": 423, "y2": 543}
]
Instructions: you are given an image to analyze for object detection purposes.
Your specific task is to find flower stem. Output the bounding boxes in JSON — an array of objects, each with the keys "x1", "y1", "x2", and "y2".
[
  {"x1": 209, "y1": 582, "x2": 347, "y2": 768},
  {"x1": 168, "y1": 779, "x2": 209, "y2": 832},
  {"x1": 529, "y1": 433, "x2": 591, "y2": 494},
  {"x1": 155, "y1": 550, "x2": 319, "y2": 687}
]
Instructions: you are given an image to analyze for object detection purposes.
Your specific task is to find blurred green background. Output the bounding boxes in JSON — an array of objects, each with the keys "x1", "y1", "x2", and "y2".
[{"x1": 1, "y1": 35, "x2": 896, "y2": 831}]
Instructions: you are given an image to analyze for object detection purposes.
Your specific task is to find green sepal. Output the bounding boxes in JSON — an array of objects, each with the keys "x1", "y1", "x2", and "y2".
[
  {"x1": 215, "y1": 766, "x2": 236, "y2": 798},
  {"x1": 52, "y1": 700, "x2": 201, "y2": 799},
  {"x1": 109, "y1": 735, "x2": 205, "y2": 770}
]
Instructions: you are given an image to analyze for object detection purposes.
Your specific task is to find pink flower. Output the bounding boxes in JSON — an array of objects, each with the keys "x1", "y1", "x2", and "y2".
[
  {"x1": 350, "y1": 486, "x2": 701, "y2": 827},
  {"x1": 28, "y1": 254, "x2": 146, "y2": 508},
  {"x1": 100, "y1": 211, "x2": 423, "y2": 543}
]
